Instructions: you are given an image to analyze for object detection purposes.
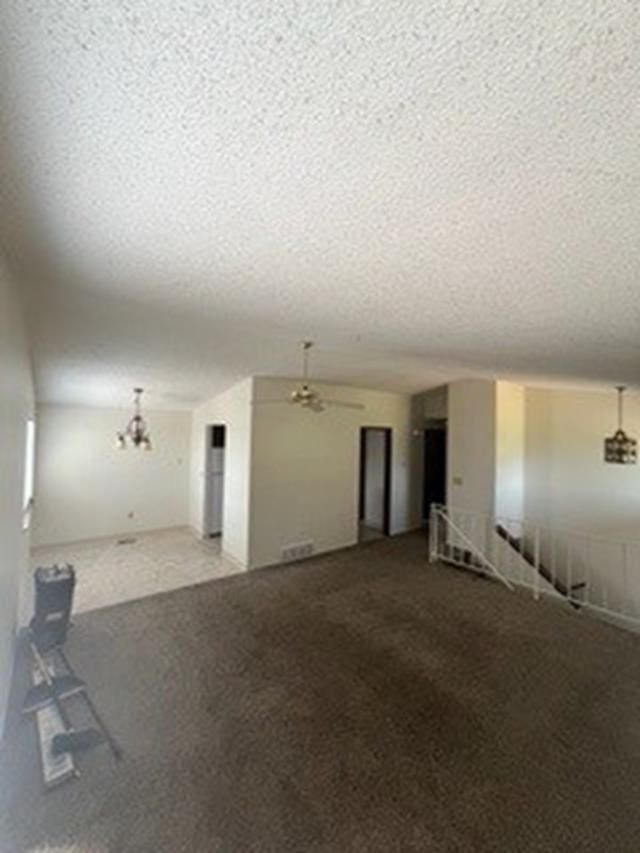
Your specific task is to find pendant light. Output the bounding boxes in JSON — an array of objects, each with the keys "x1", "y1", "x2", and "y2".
[
  {"x1": 604, "y1": 386, "x2": 636, "y2": 464},
  {"x1": 116, "y1": 388, "x2": 152, "y2": 450}
]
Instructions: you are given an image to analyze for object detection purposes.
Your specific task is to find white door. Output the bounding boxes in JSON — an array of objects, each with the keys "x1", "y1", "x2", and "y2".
[
  {"x1": 205, "y1": 425, "x2": 226, "y2": 536},
  {"x1": 209, "y1": 472, "x2": 224, "y2": 535}
]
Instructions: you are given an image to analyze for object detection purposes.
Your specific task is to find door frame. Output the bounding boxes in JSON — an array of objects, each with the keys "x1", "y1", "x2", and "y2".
[{"x1": 358, "y1": 427, "x2": 392, "y2": 537}]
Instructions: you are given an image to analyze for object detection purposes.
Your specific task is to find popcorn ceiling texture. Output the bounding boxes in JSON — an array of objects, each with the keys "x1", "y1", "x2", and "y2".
[{"x1": 1, "y1": 1, "x2": 639, "y2": 407}]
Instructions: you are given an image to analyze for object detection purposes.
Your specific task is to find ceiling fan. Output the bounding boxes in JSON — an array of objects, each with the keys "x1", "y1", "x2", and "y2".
[{"x1": 255, "y1": 341, "x2": 364, "y2": 413}]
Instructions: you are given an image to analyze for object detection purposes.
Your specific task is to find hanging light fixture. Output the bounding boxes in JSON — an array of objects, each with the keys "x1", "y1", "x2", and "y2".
[
  {"x1": 116, "y1": 388, "x2": 152, "y2": 450},
  {"x1": 604, "y1": 386, "x2": 636, "y2": 464}
]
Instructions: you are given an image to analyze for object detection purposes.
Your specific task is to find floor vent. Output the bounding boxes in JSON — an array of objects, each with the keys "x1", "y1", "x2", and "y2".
[{"x1": 281, "y1": 541, "x2": 314, "y2": 563}]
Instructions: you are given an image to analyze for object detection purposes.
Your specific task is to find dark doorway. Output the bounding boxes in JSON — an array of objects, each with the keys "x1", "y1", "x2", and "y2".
[
  {"x1": 423, "y1": 426, "x2": 447, "y2": 521},
  {"x1": 358, "y1": 427, "x2": 392, "y2": 541}
]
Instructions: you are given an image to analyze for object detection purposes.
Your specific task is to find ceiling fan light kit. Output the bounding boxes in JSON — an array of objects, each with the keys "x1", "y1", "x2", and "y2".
[
  {"x1": 115, "y1": 388, "x2": 153, "y2": 450},
  {"x1": 255, "y1": 341, "x2": 365, "y2": 413},
  {"x1": 604, "y1": 386, "x2": 636, "y2": 464}
]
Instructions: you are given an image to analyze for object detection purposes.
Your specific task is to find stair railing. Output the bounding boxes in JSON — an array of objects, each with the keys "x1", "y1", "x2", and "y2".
[
  {"x1": 429, "y1": 504, "x2": 513, "y2": 590},
  {"x1": 428, "y1": 503, "x2": 640, "y2": 632}
]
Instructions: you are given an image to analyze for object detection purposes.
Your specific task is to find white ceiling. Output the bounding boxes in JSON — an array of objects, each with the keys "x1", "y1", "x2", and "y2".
[{"x1": 2, "y1": 1, "x2": 639, "y2": 409}]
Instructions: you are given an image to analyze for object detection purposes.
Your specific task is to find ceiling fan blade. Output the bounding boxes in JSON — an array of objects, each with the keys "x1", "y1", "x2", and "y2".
[
  {"x1": 251, "y1": 398, "x2": 294, "y2": 406},
  {"x1": 322, "y1": 399, "x2": 365, "y2": 410}
]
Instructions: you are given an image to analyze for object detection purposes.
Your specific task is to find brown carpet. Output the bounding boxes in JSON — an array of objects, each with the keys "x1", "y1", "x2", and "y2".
[{"x1": 1, "y1": 532, "x2": 640, "y2": 852}]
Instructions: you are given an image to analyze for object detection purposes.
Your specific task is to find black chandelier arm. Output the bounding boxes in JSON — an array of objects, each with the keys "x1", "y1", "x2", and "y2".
[
  {"x1": 617, "y1": 385, "x2": 625, "y2": 432},
  {"x1": 117, "y1": 389, "x2": 153, "y2": 449}
]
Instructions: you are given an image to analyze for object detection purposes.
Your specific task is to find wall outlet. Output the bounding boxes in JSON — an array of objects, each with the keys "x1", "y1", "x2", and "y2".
[
  {"x1": 281, "y1": 541, "x2": 314, "y2": 563},
  {"x1": 453, "y1": 476, "x2": 463, "y2": 487}
]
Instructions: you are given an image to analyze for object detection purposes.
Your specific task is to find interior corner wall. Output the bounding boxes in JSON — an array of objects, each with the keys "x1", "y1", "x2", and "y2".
[
  {"x1": 189, "y1": 378, "x2": 253, "y2": 568},
  {"x1": 248, "y1": 378, "x2": 414, "y2": 569},
  {"x1": 32, "y1": 405, "x2": 191, "y2": 547},
  {"x1": 0, "y1": 267, "x2": 34, "y2": 735},
  {"x1": 447, "y1": 379, "x2": 497, "y2": 514},
  {"x1": 495, "y1": 382, "x2": 525, "y2": 522}
]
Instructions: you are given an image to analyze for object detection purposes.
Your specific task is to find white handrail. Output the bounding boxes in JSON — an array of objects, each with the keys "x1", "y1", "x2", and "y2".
[
  {"x1": 444, "y1": 504, "x2": 640, "y2": 550},
  {"x1": 429, "y1": 503, "x2": 640, "y2": 633},
  {"x1": 432, "y1": 507, "x2": 514, "y2": 590}
]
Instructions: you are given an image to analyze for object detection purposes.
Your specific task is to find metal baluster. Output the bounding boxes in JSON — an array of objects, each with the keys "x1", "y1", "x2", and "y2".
[
  {"x1": 584, "y1": 542, "x2": 591, "y2": 610},
  {"x1": 622, "y1": 543, "x2": 629, "y2": 616},
  {"x1": 469, "y1": 514, "x2": 476, "y2": 569},
  {"x1": 533, "y1": 527, "x2": 540, "y2": 601},
  {"x1": 496, "y1": 517, "x2": 504, "y2": 582},
  {"x1": 428, "y1": 504, "x2": 437, "y2": 563}
]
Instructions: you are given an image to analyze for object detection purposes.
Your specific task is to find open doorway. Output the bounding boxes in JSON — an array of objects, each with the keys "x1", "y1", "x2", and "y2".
[
  {"x1": 358, "y1": 427, "x2": 392, "y2": 542},
  {"x1": 203, "y1": 424, "x2": 226, "y2": 537},
  {"x1": 422, "y1": 421, "x2": 447, "y2": 522}
]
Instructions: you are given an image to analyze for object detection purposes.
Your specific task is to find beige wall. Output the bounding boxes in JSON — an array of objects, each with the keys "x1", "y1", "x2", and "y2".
[
  {"x1": 249, "y1": 378, "x2": 415, "y2": 568},
  {"x1": 445, "y1": 379, "x2": 639, "y2": 538},
  {"x1": 32, "y1": 405, "x2": 191, "y2": 547},
  {"x1": 523, "y1": 387, "x2": 640, "y2": 621},
  {"x1": 189, "y1": 378, "x2": 253, "y2": 568},
  {"x1": 524, "y1": 387, "x2": 640, "y2": 538},
  {"x1": 0, "y1": 265, "x2": 34, "y2": 732},
  {"x1": 495, "y1": 382, "x2": 525, "y2": 524}
]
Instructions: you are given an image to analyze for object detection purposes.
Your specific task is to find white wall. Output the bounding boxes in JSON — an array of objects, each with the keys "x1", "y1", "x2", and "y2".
[
  {"x1": 447, "y1": 379, "x2": 496, "y2": 514},
  {"x1": 523, "y1": 387, "x2": 640, "y2": 622},
  {"x1": 495, "y1": 382, "x2": 525, "y2": 524},
  {"x1": 0, "y1": 265, "x2": 34, "y2": 733},
  {"x1": 524, "y1": 387, "x2": 640, "y2": 538},
  {"x1": 190, "y1": 378, "x2": 253, "y2": 568},
  {"x1": 363, "y1": 429, "x2": 386, "y2": 530},
  {"x1": 446, "y1": 379, "x2": 525, "y2": 524},
  {"x1": 33, "y1": 405, "x2": 191, "y2": 546},
  {"x1": 249, "y1": 378, "x2": 414, "y2": 568}
]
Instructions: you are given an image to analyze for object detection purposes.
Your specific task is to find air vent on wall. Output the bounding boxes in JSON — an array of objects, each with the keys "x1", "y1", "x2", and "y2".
[{"x1": 281, "y1": 541, "x2": 314, "y2": 563}]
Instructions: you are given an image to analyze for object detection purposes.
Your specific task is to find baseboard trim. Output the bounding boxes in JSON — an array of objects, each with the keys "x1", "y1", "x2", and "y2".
[
  {"x1": 33, "y1": 524, "x2": 191, "y2": 550},
  {"x1": 221, "y1": 550, "x2": 248, "y2": 572}
]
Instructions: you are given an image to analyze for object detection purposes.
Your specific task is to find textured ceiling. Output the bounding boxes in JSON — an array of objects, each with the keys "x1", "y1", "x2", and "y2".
[{"x1": 1, "y1": 1, "x2": 639, "y2": 409}]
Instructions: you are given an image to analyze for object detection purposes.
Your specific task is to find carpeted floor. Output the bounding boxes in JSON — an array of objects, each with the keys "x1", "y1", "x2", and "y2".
[{"x1": 2, "y1": 532, "x2": 640, "y2": 852}]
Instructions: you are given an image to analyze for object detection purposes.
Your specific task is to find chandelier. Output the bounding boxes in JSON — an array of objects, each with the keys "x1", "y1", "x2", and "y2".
[
  {"x1": 116, "y1": 388, "x2": 152, "y2": 450},
  {"x1": 604, "y1": 386, "x2": 636, "y2": 464}
]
